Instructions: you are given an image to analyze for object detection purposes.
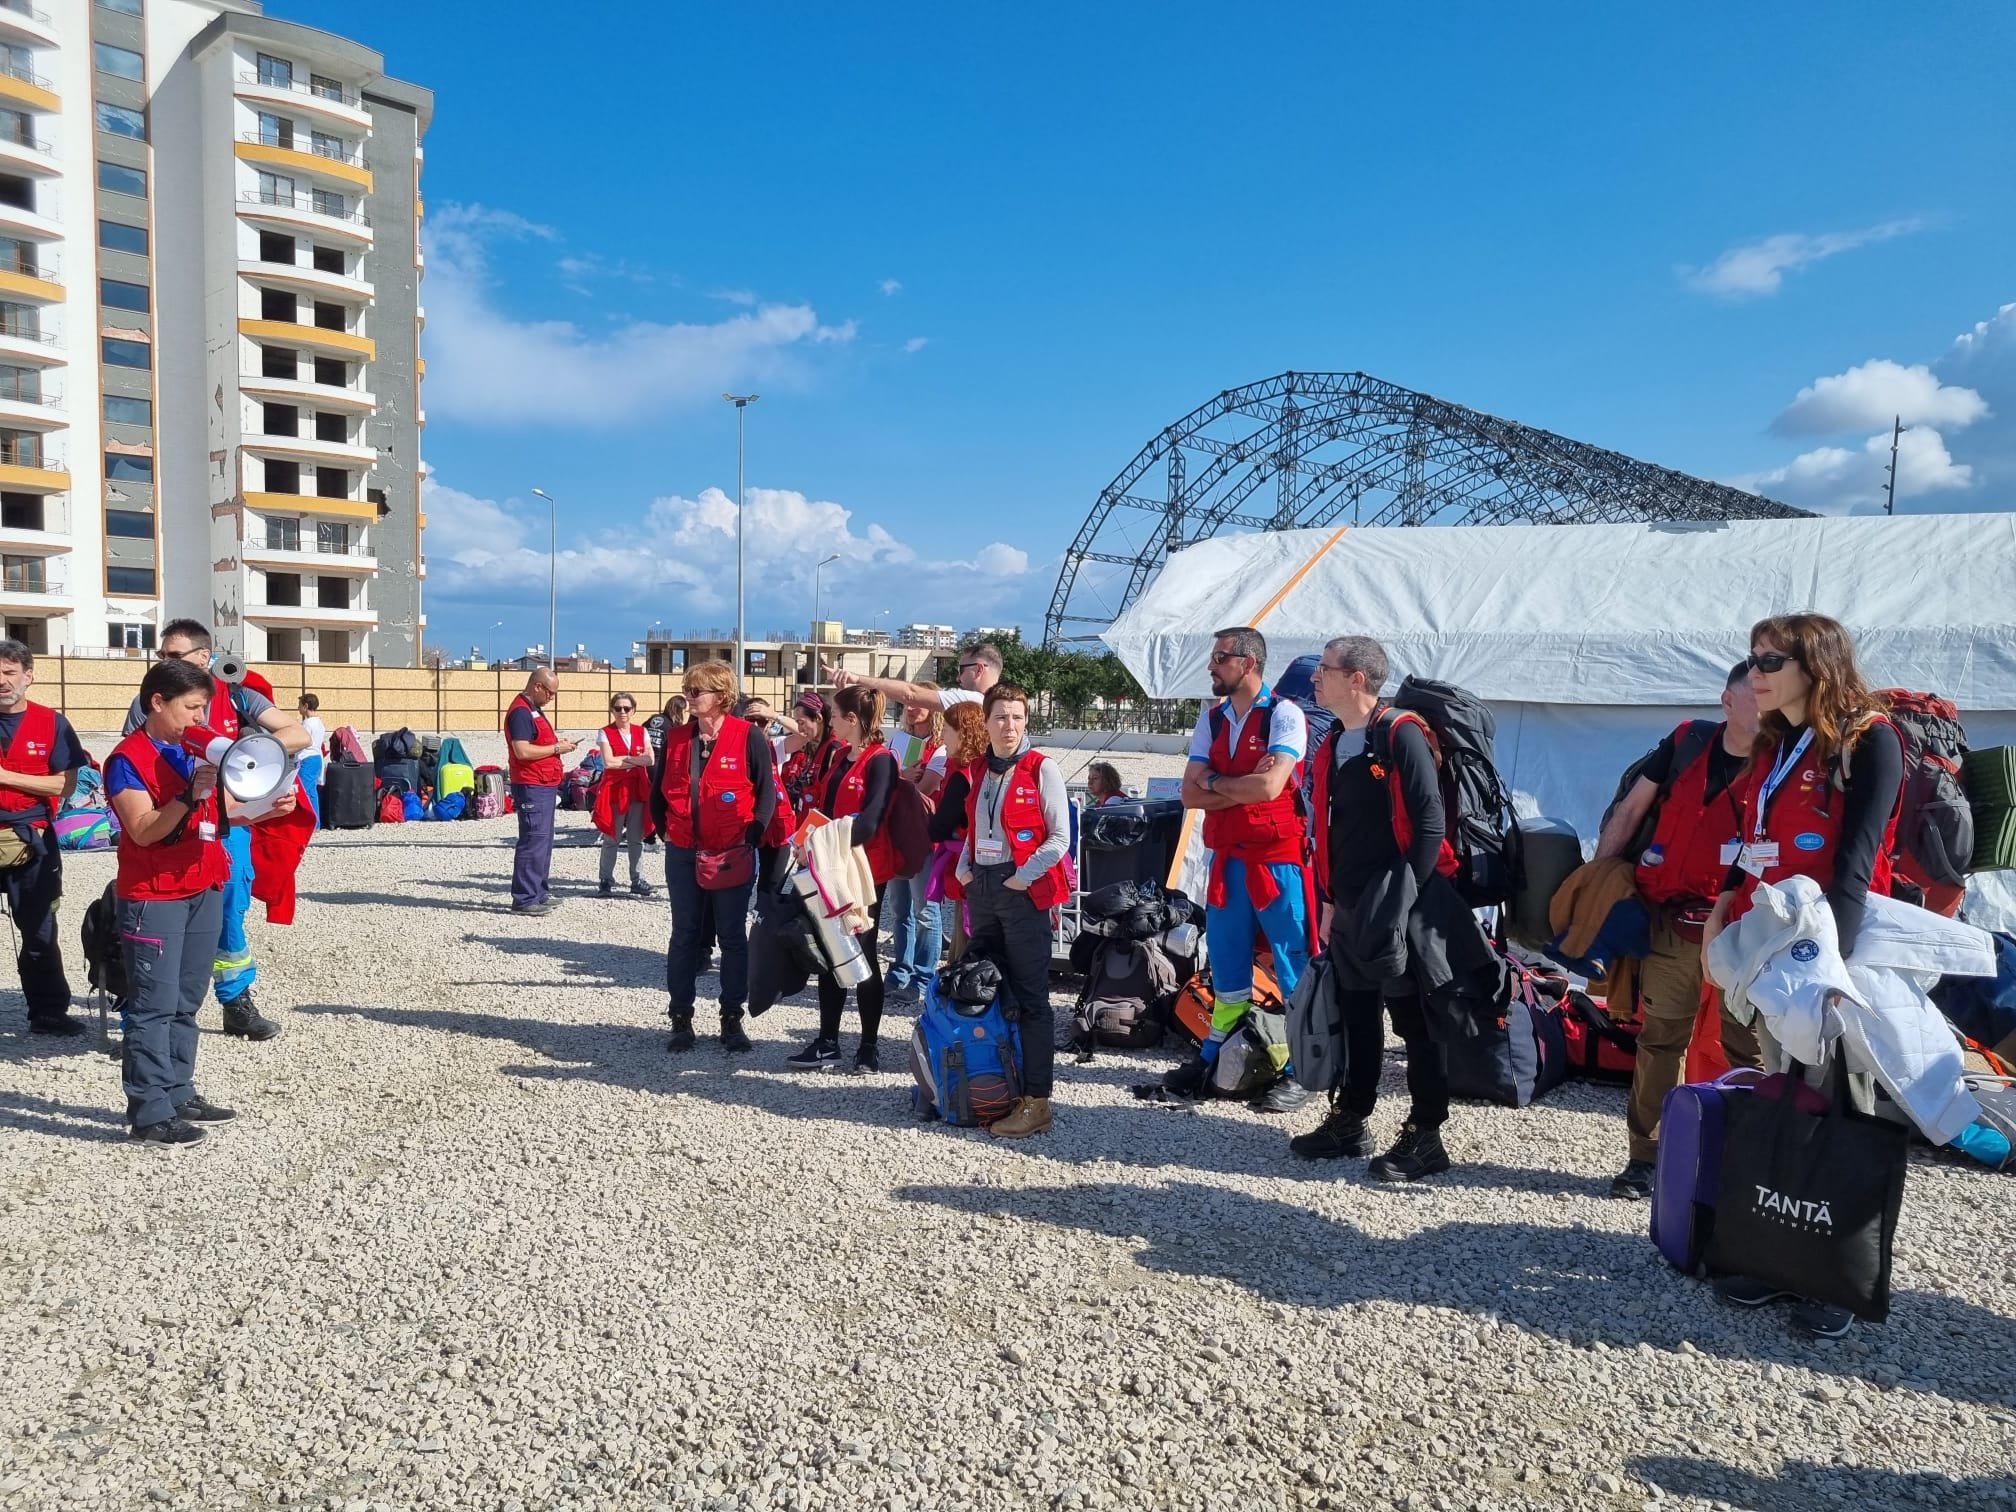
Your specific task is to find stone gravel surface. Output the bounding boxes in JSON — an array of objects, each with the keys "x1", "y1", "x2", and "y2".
[{"x1": 2, "y1": 741, "x2": 2013, "y2": 1512}]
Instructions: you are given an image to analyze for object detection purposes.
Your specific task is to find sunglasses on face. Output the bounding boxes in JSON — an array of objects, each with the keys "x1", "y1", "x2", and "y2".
[
  {"x1": 958, "y1": 663, "x2": 984, "y2": 675},
  {"x1": 1208, "y1": 650, "x2": 1249, "y2": 666},
  {"x1": 1747, "y1": 652, "x2": 1796, "y2": 674},
  {"x1": 612, "y1": 704, "x2": 635, "y2": 713}
]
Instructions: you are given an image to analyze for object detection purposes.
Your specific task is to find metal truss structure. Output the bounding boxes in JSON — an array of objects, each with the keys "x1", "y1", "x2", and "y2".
[{"x1": 1044, "y1": 370, "x2": 1808, "y2": 646}]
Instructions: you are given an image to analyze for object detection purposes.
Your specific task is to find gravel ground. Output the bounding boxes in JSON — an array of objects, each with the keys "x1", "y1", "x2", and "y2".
[{"x1": 2, "y1": 741, "x2": 2013, "y2": 1512}]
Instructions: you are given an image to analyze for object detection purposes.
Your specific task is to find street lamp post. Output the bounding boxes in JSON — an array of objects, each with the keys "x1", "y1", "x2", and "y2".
[
  {"x1": 811, "y1": 552, "x2": 839, "y2": 685},
  {"x1": 487, "y1": 619, "x2": 503, "y2": 666},
  {"x1": 722, "y1": 393, "x2": 760, "y2": 685},
  {"x1": 530, "y1": 487, "x2": 558, "y2": 668}
]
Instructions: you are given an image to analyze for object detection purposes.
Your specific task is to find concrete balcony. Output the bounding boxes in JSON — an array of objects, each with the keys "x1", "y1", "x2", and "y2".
[
  {"x1": 233, "y1": 72, "x2": 372, "y2": 133},
  {"x1": 236, "y1": 134, "x2": 373, "y2": 193},
  {"x1": 245, "y1": 601, "x2": 378, "y2": 630},
  {"x1": 0, "y1": 573, "x2": 69, "y2": 614},
  {"x1": 236, "y1": 189, "x2": 373, "y2": 248},
  {"x1": 0, "y1": 265, "x2": 61, "y2": 304},
  {"x1": 238, "y1": 373, "x2": 375, "y2": 412},
  {"x1": 0, "y1": 458, "x2": 67, "y2": 493},
  {"x1": 0, "y1": 60, "x2": 56, "y2": 114},
  {"x1": 240, "y1": 430, "x2": 377, "y2": 468},
  {"x1": 238, "y1": 257, "x2": 374, "y2": 304},
  {"x1": 0, "y1": 521, "x2": 70, "y2": 556},
  {"x1": 243, "y1": 490, "x2": 376, "y2": 523},
  {"x1": 0, "y1": 388, "x2": 61, "y2": 430},
  {"x1": 0, "y1": 198, "x2": 60, "y2": 242},
  {"x1": 237, "y1": 317, "x2": 375, "y2": 363},
  {"x1": 0, "y1": 131, "x2": 57, "y2": 178},
  {"x1": 0, "y1": 5, "x2": 58, "y2": 48},
  {"x1": 242, "y1": 537, "x2": 379, "y2": 576}
]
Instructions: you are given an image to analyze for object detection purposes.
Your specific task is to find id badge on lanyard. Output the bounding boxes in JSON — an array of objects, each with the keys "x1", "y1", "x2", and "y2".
[
  {"x1": 1739, "y1": 729, "x2": 1811, "y2": 877},
  {"x1": 974, "y1": 770, "x2": 1010, "y2": 864}
]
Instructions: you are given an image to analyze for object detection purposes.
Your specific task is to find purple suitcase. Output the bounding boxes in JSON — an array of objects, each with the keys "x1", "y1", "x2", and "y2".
[{"x1": 1651, "y1": 1068, "x2": 1764, "y2": 1274}]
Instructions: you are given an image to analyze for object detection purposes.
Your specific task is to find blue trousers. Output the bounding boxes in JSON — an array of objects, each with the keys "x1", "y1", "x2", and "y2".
[
  {"x1": 122, "y1": 887, "x2": 224, "y2": 1127},
  {"x1": 510, "y1": 783, "x2": 558, "y2": 909},
  {"x1": 1200, "y1": 859, "x2": 1309, "y2": 1066},
  {"x1": 883, "y1": 872, "x2": 943, "y2": 990},
  {"x1": 663, "y1": 843, "x2": 753, "y2": 1018},
  {"x1": 211, "y1": 823, "x2": 256, "y2": 1006}
]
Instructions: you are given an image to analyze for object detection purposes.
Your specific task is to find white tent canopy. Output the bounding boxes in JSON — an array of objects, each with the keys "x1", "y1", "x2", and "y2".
[{"x1": 1104, "y1": 516, "x2": 2016, "y2": 923}]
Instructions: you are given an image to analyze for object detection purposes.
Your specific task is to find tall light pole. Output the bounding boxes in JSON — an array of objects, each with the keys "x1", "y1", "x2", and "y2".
[
  {"x1": 530, "y1": 487, "x2": 558, "y2": 667},
  {"x1": 487, "y1": 619, "x2": 503, "y2": 666},
  {"x1": 722, "y1": 393, "x2": 759, "y2": 684},
  {"x1": 812, "y1": 552, "x2": 839, "y2": 684},
  {"x1": 1883, "y1": 415, "x2": 1907, "y2": 517}
]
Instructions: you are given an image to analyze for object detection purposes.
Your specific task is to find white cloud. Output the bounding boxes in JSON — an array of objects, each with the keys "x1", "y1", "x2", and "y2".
[
  {"x1": 1736, "y1": 424, "x2": 1974, "y2": 513},
  {"x1": 902, "y1": 337, "x2": 930, "y2": 354},
  {"x1": 1950, "y1": 301, "x2": 2016, "y2": 362},
  {"x1": 1773, "y1": 358, "x2": 1988, "y2": 434},
  {"x1": 422, "y1": 478, "x2": 1039, "y2": 624},
  {"x1": 1680, "y1": 218, "x2": 1926, "y2": 298},
  {"x1": 878, "y1": 278, "x2": 903, "y2": 296},
  {"x1": 422, "y1": 203, "x2": 854, "y2": 426},
  {"x1": 709, "y1": 288, "x2": 758, "y2": 306}
]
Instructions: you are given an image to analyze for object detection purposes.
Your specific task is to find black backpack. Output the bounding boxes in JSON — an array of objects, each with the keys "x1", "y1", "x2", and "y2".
[
  {"x1": 1372, "y1": 676, "x2": 1522, "y2": 907},
  {"x1": 80, "y1": 882, "x2": 128, "y2": 1004},
  {"x1": 1601, "y1": 719, "x2": 1719, "y2": 865}
]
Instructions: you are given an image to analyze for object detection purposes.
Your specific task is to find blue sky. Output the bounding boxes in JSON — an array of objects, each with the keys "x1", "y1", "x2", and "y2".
[{"x1": 271, "y1": 1, "x2": 2016, "y2": 663}]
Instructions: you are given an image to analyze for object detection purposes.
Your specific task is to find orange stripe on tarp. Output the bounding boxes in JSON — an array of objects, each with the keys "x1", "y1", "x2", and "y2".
[
  {"x1": 1248, "y1": 525, "x2": 1349, "y2": 628},
  {"x1": 1167, "y1": 809, "x2": 1200, "y2": 891}
]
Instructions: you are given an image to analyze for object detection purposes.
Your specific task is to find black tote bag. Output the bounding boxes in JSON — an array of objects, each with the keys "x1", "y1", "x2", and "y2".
[{"x1": 1707, "y1": 1059, "x2": 1908, "y2": 1321}]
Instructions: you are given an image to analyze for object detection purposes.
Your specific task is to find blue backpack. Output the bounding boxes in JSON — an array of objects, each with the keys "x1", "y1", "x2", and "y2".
[
  {"x1": 401, "y1": 791, "x2": 426, "y2": 822},
  {"x1": 910, "y1": 968, "x2": 1023, "y2": 1127},
  {"x1": 430, "y1": 791, "x2": 467, "y2": 822}
]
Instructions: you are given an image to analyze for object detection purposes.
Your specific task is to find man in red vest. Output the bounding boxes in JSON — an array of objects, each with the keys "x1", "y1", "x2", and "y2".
[
  {"x1": 0, "y1": 639, "x2": 91, "y2": 1036},
  {"x1": 1171, "y1": 625, "x2": 1315, "y2": 1112},
  {"x1": 1594, "y1": 660, "x2": 1764, "y2": 1200},
  {"x1": 504, "y1": 668, "x2": 577, "y2": 915}
]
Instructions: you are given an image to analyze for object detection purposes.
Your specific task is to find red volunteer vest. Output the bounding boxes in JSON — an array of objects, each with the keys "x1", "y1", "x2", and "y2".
[
  {"x1": 600, "y1": 722, "x2": 651, "y2": 809},
  {"x1": 768, "y1": 736, "x2": 843, "y2": 845},
  {"x1": 112, "y1": 729, "x2": 231, "y2": 901},
  {"x1": 660, "y1": 716, "x2": 759, "y2": 850},
  {"x1": 832, "y1": 744, "x2": 904, "y2": 886},
  {"x1": 1199, "y1": 693, "x2": 1306, "y2": 865},
  {"x1": 1736, "y1": 716, "x2": 1901, "y2": 911},
  {"x1": 0, "y1": 700, "x2": 59, "y2": 825},
  {"x1": 209, "y1": 683, "x2": 241, "y2": 740},
  {"x1": 1308, "y1": 710, "x2": 1460, "y2": 901},
  {"x1": 505, "y1": 694, "x2": 562, "y2": 787},
  {"x1": 1634, "y1": 723, "x2": 1755, "y2": 907},
  {"x1": 958, "y1": 748, "x2": 1070, "y2": 909}
]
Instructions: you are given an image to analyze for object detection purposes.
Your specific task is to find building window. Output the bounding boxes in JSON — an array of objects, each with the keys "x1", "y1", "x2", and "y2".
[
  {"x1": 99, "y1": 0, "x2": 146, "y2": 13},
  {"x1": 319, "y1": 630, "x2": 350, "y2": 664},
  {"x1": 314, "y1": 412, "x2": 347, "y2": 443},
  {"x1": 255, "y1": 169, "x2": 296, "y2": 207},
  {"x1": 99, "y1": 219, "x2": 148, "y2": 255},
  {"x1": 97, "y1": 161, "x2": 147, "y2": 197},
  {"x1": 255, "y1": 111, "x2": 293, "y2": 149},
  {"x1": 312, "y1": 356, "x2": 347, "y2": 387},
  {"x1": 100, "y1": 277, "x2": 151, "y2": 313},
  {"x1": 311, "y1": 130, "x2": 347, "y2": 162},
  {"x1": 106, "y1": 452, "x2": 154, "y2": 484},
  {"x1": 109, "y1": 621, "x2": 156, "y2": 651},
  {"x1": 2, "y1": 555, "x2": 46, "y2": 593},
  {"x1": 315, "y1": 466, "x2": 348, "y2": 498},
  {"x1": 266, "y1": 572, "x2": 302, "y2": 607},
  {"x1": 316, "y1": 576, "x2": 349, "y2": 609},
  {"x1": 260, "y1": 346, "x2": 297, "y2": 379},
  {"x1": 94, "y1": 101, "x2": 147, "y2": 140},
  {"x1": 107, "y1": 566, "x2": 157, "y2": 596},
  {"x1": 267, "y1": 627, "x2": 303, "y2": 661},
  {"x1": 102, "y1": 337, "x2": 151, "y2": 369},
  {"x1": 263, "y1": 459, "x2": 301, "y2": 494},
  {"x1": 104, "y1": 395, "x2": 151, "y2": 426},
  {"x1": 317, "y1": 521, "x2": 349, "y2": 553},
  {"x1": 0, "y1": 365, "x2": 37, "y2": 404},
  {"x1": 266, "y1": 517, "x2": 300, "y2": 551},
  {"x1": 106, "y1": 508, "x2": 153, "y2": 538},
  {"x1": 257, "y1": 230, "x2": 295, "y2": 264},
  {"x1": 312, "y1": 246, "x2": 345, "y2": 275},
  {"x1": 256, "y1": 53, "x2": 293, "y2": 89},
  {"x1": 0, "y1": 109, "x2": 31, "y2": 149},
  {"x1": 312, "y1": 188, "x2": 347, "y2": 220},
  {"x1": 93, "y1": 43, "x2": 145, "y2": 81},
  {"x1": 309, "y1": 74, "x2": 347, "y2": 103},
  {"x1": 0, "y1": 300, "x2": 38, "y2": 340},
  {"x1": 262, "y1": 402, "x2": 299, "y2": 437},
  {"x1": 260, "y1": 287, "x2": 298, "y2": 322}
]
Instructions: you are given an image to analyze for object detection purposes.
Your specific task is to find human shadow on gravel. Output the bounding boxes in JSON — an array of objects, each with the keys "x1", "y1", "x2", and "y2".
[
  {"x1": 1628, "y1": 1455, "x2": 2009, "y2": 1512},
  {"x1": 895, "y1": 1179, "x2": 2016, "y2": 1409},
  {"x1": 463, "y1": 933, "x2": 668, "y2": 987},
  {"x1": 298, "y1": 889, "x2": 527, "y2": 915},
  {"x1": 0, "y1": 1089, "x2": 125, "y2": 1141}
]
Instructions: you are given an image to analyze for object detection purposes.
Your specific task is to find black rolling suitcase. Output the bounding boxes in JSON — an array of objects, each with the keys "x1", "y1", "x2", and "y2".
[
  {"x1": 1079, "y1": 798, "x2": 1187, "y2": 893},
  {"x1": 322, "y1": 760, "x2": 377, "y2": 829}
]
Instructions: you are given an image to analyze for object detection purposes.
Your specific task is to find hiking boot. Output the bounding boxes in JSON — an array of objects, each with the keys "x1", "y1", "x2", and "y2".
[
  {"x1": 629, "y1": 879, "x2": 654, "y2": 898},
  {"x1": 27, "y1": 1014, "x2": 84, "y2": 1038},
  {"x1": 1369, "y1": 1121, "x2": 1451, "y2": 1183},
  {"x1": 987, "y1": 1096, "x2": 1053, "y2": 1138},
  {"x1": 1609, "y1": 1160, "x2": 1656, "y2": 1200},
  {"x1": 666, "y1": 1015, "x2": 696, "y2": 1053},
  {"x1": 1163, "y1": 1054, "x2": 1210, "y2": 1099},
  {"x1": 851, "y1": 1042, "x2": 881, "y2": 1075},
  {"x1": 511, "y1": 900, "x2": 557, "y2": 917},
  {"x1": 1289, "y1": 1104, "x2": 1371, "y2": 1160},
  {"x1": 1791, "y1": 1300, "x2": 1855, "y2": 1339},
  {"x1": 1715, "y1": 1275, "x2": 1796, "y2": 1309},
  {"x1": 220, "y1": 994, "x2": 282, "y2": 1042},
  {"x1": 1250, "y1": 1077, "x2": 1313, "y2": 1115},
  {"x1": 598, "y1": 880, "x2": 614, "y2": 898},
  {"x1": 130, "y1": 1117, "x2": 206, "y2": 1148},
  {"x1": 786, "y1": 1037, "x2": 840, "y2": 1071},
  {"x1": 174, "y1": 1095, "x2": 236, "y2": 1123},
  {"x1": 719, "y1": 1012, "x2": 752, "y2": 1054}
]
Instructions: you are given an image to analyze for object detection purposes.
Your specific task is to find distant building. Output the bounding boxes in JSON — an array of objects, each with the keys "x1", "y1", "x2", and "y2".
[
  {"x1": 635, "y1": 626, "x2": 927, "y2": 704},
  {"x1": 895, "y1": 622, "x2": 957, "y2": 650},
  {"x1": 962, "y1": 625, "x2": 1021, "y2": 646},
  {"x1": 845, "y1": 628, "x2": 890, "y2": 648}
]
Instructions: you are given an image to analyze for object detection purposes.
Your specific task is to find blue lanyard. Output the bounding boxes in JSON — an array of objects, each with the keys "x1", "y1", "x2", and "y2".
[{"x1": 1753, "y1": 728, "x2": 1814, "y2": 841}]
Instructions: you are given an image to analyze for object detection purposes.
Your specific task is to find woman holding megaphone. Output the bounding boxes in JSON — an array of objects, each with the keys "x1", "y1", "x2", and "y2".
[{"x1": 105, "y1": 659, "x2": 293, "y2": 1146}]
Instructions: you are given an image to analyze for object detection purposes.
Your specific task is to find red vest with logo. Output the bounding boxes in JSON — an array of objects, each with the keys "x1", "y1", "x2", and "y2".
[
  {"x1": 600, "y1": 722, "x2": 651, "y2": 809},
  {"x1": 661, "y1": 716, "x2": 759, "y2": 850},
  {"x1": 1200, "y1": 693, "x2": 1306, "y2": 866},
  {"x1": 208, "y1": 683, "x2": 241, "y2": 740},
  {"x1": 1635, "y1": 722, "x2": 1754, "y2": 906},
  {"x1": 1308, "y1": 710, "x2": 1460, "y2": 900},
  {"x1": 1737, "y1": 717, "x2": 1901, "y2": 906},
  {"x1": 769, "y1": 736, "x2": 842, "y2": 845},
  {"x1": 505, "y1": 694, "x2": 562, "y2": 787},
  {"x1": 833, "y1": 744, "x2": 904, "y2": 886},
  {"x1": 960, "y1": 747, "x2": 1070, "y2": 909},
  {"x1": 0, "y1": 700, "x2": 59, "y2": 826},
  {"x1": 112, "y1": 729, "x2": 231, "y2": 901}
]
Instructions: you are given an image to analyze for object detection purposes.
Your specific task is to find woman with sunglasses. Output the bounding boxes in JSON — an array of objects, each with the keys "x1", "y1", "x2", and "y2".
[
  {"x1": 595, "y1": 693, "x2": 655, "y2": 897},
  {"x1": 650, "y1": 660, "x2": 777, "y2": 1055},
  {"x1": 1701, "y1": 612, "x2": 1905, "y2": 1340},
  {"x1": 787, "y1": 684, "x2": 903, "y2": 1072}
]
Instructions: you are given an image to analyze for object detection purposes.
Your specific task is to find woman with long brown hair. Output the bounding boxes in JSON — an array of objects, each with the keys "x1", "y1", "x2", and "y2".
[
  {"x1": 1701, "y1": 610, "x2": 1905, "y2": 1340},
  {"x1": 926, "y1": 701, "x2": 990, "y2": 963}
]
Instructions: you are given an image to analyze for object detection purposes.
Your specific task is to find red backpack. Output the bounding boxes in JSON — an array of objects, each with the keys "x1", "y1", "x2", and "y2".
[
  {"x1": 884, "y1": 774, "x2": 935, "y2": 879},
  {"x1": 1873, "y1": 689, "x2": 1973, "y2": 915},
  {"x1": 378, "y1": 791, "x2": 406, "y2": 825}
]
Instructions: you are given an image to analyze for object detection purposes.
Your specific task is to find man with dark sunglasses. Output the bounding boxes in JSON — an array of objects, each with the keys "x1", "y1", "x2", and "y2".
[{"x1": 825, "y1": 641, "x2": 1000, "y2": 711}]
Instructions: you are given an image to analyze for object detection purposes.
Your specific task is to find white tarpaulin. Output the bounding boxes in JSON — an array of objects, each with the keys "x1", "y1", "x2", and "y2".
[{"x1": 1103, "y1": 515, "x2": 2016, "y2": 926}]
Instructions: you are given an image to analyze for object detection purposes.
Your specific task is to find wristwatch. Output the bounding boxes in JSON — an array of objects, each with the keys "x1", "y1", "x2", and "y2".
[{"x1": 1204, "y1": 770, "x2": 1220, "y2": 793}]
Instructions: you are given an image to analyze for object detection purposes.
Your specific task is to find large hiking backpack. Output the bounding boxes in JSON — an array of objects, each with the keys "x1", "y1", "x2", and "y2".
[
  {"x1": 910, "y1": 969, "x2": 1024, "y2": 1126},
  {"x1": 79, "y1": 882, "x2": 128, "y2": 1006},
  {"x1": 1374, "y1": 677, "x2": 1522, "y2": 907},
  {"x1": 1072, "y1": 936, "x2": 1180, "y2": 1051},
  {"x1": 1601, "y1": 719, "x2": 1720, "y2": 865},
  {"x1": 1273, "y1": 652, "x2": 1336, "y2": 811},
  {"x1": 1873, "y1": 690, "x2": 1973, "y2": 907},
  {"x1": 560, "y1": 766, "x2": 598, "y2": 812}
]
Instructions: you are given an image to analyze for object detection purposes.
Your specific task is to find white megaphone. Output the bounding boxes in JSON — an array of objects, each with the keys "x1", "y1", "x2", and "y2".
[
  {"x1": 183, "y1": 725, "x2": 294, "y2": 820},
  {"x1": 213, "y1": 654, "x2": 248, "y2": 687}
]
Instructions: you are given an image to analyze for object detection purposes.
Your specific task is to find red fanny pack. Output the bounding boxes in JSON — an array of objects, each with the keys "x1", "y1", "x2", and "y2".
[{"x1": 696, "y1": 845, "x2": 755, "y2": 891}]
